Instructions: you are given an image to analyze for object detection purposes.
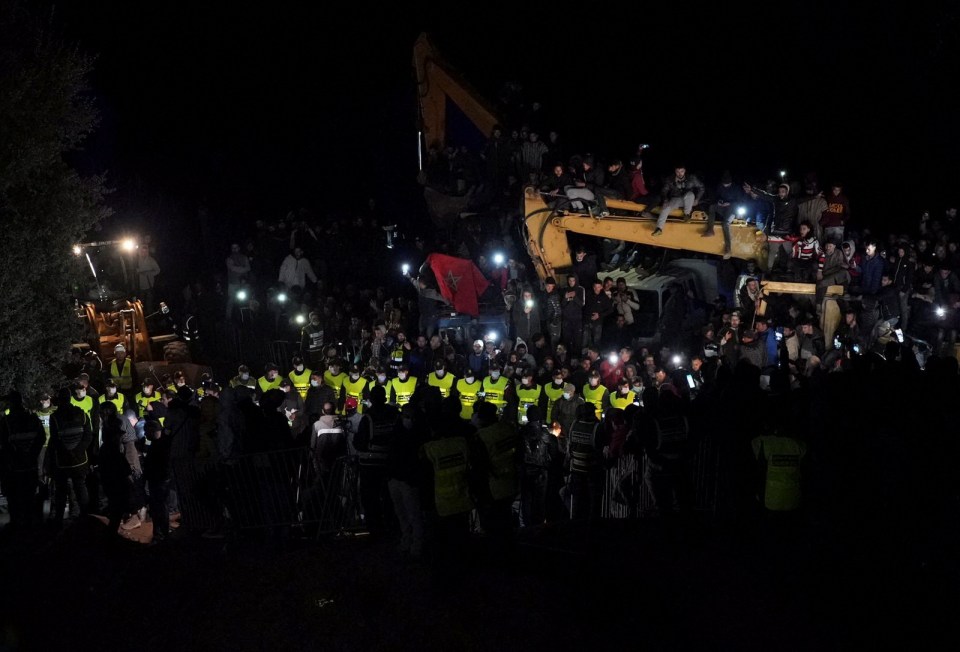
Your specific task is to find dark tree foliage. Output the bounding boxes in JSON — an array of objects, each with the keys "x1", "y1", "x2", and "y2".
[{"x1": 0, "y1": 1, "x2": 110, "y2": 396}]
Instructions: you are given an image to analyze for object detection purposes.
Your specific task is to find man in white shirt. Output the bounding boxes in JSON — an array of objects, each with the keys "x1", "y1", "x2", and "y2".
[{"x1": 278, "y1": 247, "x2": 317, "y2": 290}]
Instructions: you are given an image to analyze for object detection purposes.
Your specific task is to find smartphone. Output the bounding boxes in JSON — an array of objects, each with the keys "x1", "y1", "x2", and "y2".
[
  {"x1": 775, "y1": 329, "x2": 783, "y2": 341},
  {"x1": 894, "y1": 328, "x2": 904, "y2": 343},
  {"x1": 833, "y1": 336, "x2": 842, "y2": 350},
  {"x1": 686, "y1": 374, "x2": 696, "y2": 390},
  {"x1": 852, "y1": 344, "x2": 861, "y2": 354}
]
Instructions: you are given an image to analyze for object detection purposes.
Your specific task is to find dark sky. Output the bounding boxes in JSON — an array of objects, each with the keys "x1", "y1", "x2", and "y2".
[{"x1": 52, "y1": 3, "x2": 960, "y2": 234}]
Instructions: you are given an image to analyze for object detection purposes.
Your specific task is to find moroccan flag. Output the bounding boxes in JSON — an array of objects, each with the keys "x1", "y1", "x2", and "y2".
[{"x1": 426, "y1": 253, "x2": 490, "y2": 317}]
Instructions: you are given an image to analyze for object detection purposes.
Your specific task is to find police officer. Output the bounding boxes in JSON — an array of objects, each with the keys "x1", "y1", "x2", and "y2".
[
  {"x1": 301, "y1": 311, "x2": 326, "y2": 368},
  {"x1": 471, "y1": 402, "x2": 521, "y2": 543},
  {"x1": 751, "y1": 426, "x2": 807, "y2": 512},
  {"x1": 230, "y1": 364, "x2": 257, "y2": 394},
  {"x1": 609, "y1": 377, "x2": 636, "y2": 410},
  {"x1": 135, "y1": 378, "x2": 162, "y2": 419},
  {"x1": 566, "y1": 402, "x2": 605, "y2": 521},
  {"x1": 542, "y1": 368, "x2": 566, "y2": 423},
  {"x1": 388, "y1": 363, "x2": 417, "y2": 408},
  {"x1": 304, "y1": 370, "x2": 336, "y2": 422},
  {"x1": 388, "y1": 329, "x2": 411, "y2": 377},
  {"x1": 257, "y1": 363, "x2": 282, "y2": 396},
  {"x1": 343, "y1": 364, "x2": 370, "y2": 414},
  {"x1": 48, "y1": 387, "x2": 94, "y2": 524},
  {"x1": 481, "y1": 363, "x2": 509, "y2": 416},
  {"x1": 516, "y1": 368, "x2": 545, "y2": 425},
  {"x1": 0, "y1": 391, "x2": 46, "y2": 530},
  {"x1": 427, "y1": 359, "x2": 455, "y2": 398},
  {"x1": 353, "y1": 386, "x2": 399, "y2": 536},
  {"x1": 455, "y1": 368, "x2": 481, "y2": 421},
  {"x1": 323, "y1": 359, "x2": 347, "y2": 408},
  {"x1": 581, "y1": 369, "x2": 610, "y2": 421},
  {"x1": 99, "y1": 378, "x2": 132, "y2": 415},
  {"x1": 288, "y1": 355, "x2": 313, "y2": 401}
]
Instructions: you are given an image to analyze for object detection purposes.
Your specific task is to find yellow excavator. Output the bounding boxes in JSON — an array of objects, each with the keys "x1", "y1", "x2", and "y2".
[{"x1": 413, "y1": 32, "x2": 844, "y2": 344}]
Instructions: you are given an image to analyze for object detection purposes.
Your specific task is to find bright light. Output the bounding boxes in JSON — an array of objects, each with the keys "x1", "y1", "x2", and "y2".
[
  {"x1": 672, "y1": 355, "x2": 682, "y2": 366},
  {"x1": 608, "y1": 353, "x2": 618, "y2": 364},
  {"x1": 276, "y1": 292, "x2": 287, "y2": 303},
  {"x1": 295, "y1": 314, "x2": 306, "y2": 325},
  {"x1": 736, "y1": 206, "x2": 747, "y2": 217},
  {"x1": 236, "y1": 289, "x2": 248, "y2": 301},
  {"x1": 493, "y1": 252, "x2": 505, "y2": 266},
  {"x1": 525, "y1": 299, "x2": 534, "y2": 309},
  {"x1": 121, "y1": 238, "x2": 137, "y2": 252},
  {"x1": 72, "y1": 244, "x2": 82, "y2": 256},
  {"x1": 486, "y1": 331, "x2": 498, "y2": 342},
  {"x1": 936, "y1": 306, "x2": 946, "y2": 318},
  {"x1": 779, "y1": 170, "x2": 787, "y2": 178},
  {"x1": 402, "y1": 263, "x2": 410, "y2": 275}
]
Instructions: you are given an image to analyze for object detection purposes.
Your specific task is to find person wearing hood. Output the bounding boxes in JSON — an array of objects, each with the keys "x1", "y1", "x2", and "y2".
[
  {"x1": 511, "y1": 287, "x2": 542, "y2": 343},
  {"x1": 48, "y1": 387, "x2": 94, "y2": 524},
  {"x1": 562, "y1": 274, "x2": 586, "y2": 354},
  {"x1": 816, "y1": 239, "x2": 851, "y2": 306},
  {"x1": 840, "y1": 240, "x2": 861, "y2": 286}
]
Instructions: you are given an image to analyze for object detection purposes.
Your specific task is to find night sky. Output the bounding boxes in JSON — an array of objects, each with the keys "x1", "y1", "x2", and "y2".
[{"x1": 53, "y1": 3, "x2": 959, "y2": 240}]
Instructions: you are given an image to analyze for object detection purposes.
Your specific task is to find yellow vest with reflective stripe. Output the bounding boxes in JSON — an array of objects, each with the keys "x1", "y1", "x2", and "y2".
[
  {"x1": 289, "y1": 368, "x2": 312, "y2": 400},
  {"x1": 135, "y1": 391, "x2": 161, "y2": 419},
  {"x1": 543, "y1": 382, "x2": 565, "y2": 422},
  {"x1": 481, "y1": 376, "x2": 509, "y2": 414},
  {"x1": 110, "y1": 358, "x2": 133, "y2": 390},
  {"x1": 389, "y1": 376, "x2": 417, "y2": 406},
  {"x1": 343, "y1": 376, "x2": 369, "y2": 414},
  {"x1": 323, "y1": 370, "x2": 346, "y2": 396},
  {"x1": 456, "y1": 379, "x2": 480, "y2": 420},
  {"x1": 70, "y1": 395, "x2": 94, "y2": 419},
  {"x1": 610, "y1": 390, "x2": 636, "y2": 410},
  {"x1": 515, "y1": 384, "x2": 542, "y2": 422},
  {"x1": 422, "y1": 437, "x2": 474, "y2": 516},
  {"x1": 427, "y1": 371, "x2": 455, "y2": 398},
  {"x1": 258, "y1": 375, "x2": 282, "y2": 394},
  {"x1": 98, "y1": 393, "x2": 126, "y2": 414},
  {"x1": 751, "y1": 435, "x2": 807, "y2": 511},
  {"x1": 582, "y1": 384, "x2": 607, "y2": 421}
]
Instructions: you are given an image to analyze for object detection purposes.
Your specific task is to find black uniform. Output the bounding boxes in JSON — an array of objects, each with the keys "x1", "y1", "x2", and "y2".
[{"x1": 0, "y1": 406, "x2": 46, "y2": 529}]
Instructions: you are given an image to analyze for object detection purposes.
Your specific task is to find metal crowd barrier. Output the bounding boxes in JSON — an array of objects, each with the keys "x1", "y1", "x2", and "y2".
[
  {"x1": 173, "y1": 449, "x2": 362, "y2": 535},
  {"x1": 601, "y1": 437, "x2": 720, "y2": 519}
]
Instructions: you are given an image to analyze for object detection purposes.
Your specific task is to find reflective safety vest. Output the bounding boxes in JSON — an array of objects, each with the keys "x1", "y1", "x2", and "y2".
[
  {"x1": 304, "y1": 325, "x2": 324, "y2": 352},
  {"x1": 581, "y1": 384, "x2": 608, "y2": 421},
  {"x1": 110, "y1": 358, "x2": 133, "y2": 390},
  {"x1": 543, "y1": 382, "x2": 565, "y2": 422},
  {"x1": 389, "y1": 376, "x2": 417, "y2": 407},
  {"x1": 456, "y1": 379, "x2": 481, "y2": 420},
  {"x1": 323, "y1": 370, "x2": 346, "y2": 398},
  {"x1": 98, "y1": 393, "x2": 126, "y2": 415},
  {"x1": 135, "y1": 391, "x2": 161, "y2": 419},
  {"x1": 481, "y1": 375, "x2": 509, "y2": 415},
  {"x1": 34, "y1": 406, "x2": 57, "y2": 445},
  {"x1": 609, "y1": 390, "x2": 636, "y2": 410},
  {"x1": 258, "y1": 375, "x2": 282, "y2": 394},
  {"x1": 230, "y1": 375, "x2": 257, "y2": 391},
  {"x1": 422, "y1": 437, "x2": 474, "y2": 516},
  {"x1": 476, "y1": 421, "x2": 520, "y2": 501},
  {"x1": 389, "y1": 345, "x2": 406, "y2": 371},
  {"x1": 343, "y1": 376, "x2": 369, "y2": 414},
  {"x1": 568, "y1": 419, "x2": 600, "y2": 474},
  {"x1": 751, "y1": 434, "x2": 807, "y2": 511},
  {"x1": 427, "y1": 371, "x2": 455, "y2": 398},
  {"x1": 515, "y1": 384, "x2": 542, "y2": 423},
  {"x1": 70, "y1": 395, "x2": 94, "y2": 421},
  {"x1": 289, "y1": 368, "x2": 313, "y2": 400}
]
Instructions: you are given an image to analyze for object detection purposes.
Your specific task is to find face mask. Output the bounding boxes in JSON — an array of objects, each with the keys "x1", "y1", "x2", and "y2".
[
  {"x1": 554, "y1": 379, "x2": 563, "y2": 386},
  {"x1": 282, "y1": 387, "x2": 291, "y2": 393},
  {"x1": 589, "y1": 379, "x2": 599, "y2": 387},
  {"x1": 240, "y1": 373, "x2": 250, "y2": 381},
  {"x1": 41, "y1": 401, "x2": 51, "y2": 409},
  {"x1": 310, "y1": 380, "x2": 319, "y2": 388},
  {"x1": 522, "y1": 378, "x2": 531, "y2": 386},
  {"x1": 76, "y1": 390, "x2": 86, "y2": 399},
  {"x1": 435, "y1": 370, "x2": 445, "y2": 378},
  {"x1": 621, "y1": 387, "x2": 630, "y2": 394},
  {"x1": 143, "y1": 388, "x2": 153, "y2": 396},
  {"x1": 398, "y1": 373, "x2": 408, "y2": 381},
  {"x1": 107, "y1": 387, "x2": 117, "y2": 396},
  {"x1": 350, "y1": 373, "x2": 360, "y2": 381},
  {"x1": 490, "y1": 371, "x2": 500, "y2": 380},
  {"x1": 563, "y1": 392, "x2": 572, "y2": 400},
  {"x1": 465, "y1": 376, "x2": 475, "y2": 384},
  {"x1": 176, "y1": 380, "x2": 185, "y2": 387},
  {"x1": 295, "y1": 365, "x2": 304, "y2": 373},
  {"x1": 377, "y1": 374, "x2": 387, "y2": 383}
]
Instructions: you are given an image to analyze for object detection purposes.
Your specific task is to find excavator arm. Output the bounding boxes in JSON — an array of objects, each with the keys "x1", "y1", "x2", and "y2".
[
  {"x1": 413, "y1": 33, "x2": 501, "y2": 152},
  {"x1": 523, "y1": 187, "x2": 769, "y2": 283}
]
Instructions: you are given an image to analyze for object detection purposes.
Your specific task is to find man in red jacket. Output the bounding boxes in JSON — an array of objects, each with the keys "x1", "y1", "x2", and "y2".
[{"x1": 819, "y1": 183, "x2": 851, "y2": 244}]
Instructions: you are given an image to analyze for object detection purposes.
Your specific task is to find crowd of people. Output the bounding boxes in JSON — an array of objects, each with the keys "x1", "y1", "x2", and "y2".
[{"x1": 3, "y1": 100, "x2": 960, "y2": 559}]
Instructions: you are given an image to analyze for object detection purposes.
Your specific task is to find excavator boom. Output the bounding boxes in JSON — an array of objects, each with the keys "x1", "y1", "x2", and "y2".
[{"x1": 523, "y1": 187, "x2": 769, "y2": 283}]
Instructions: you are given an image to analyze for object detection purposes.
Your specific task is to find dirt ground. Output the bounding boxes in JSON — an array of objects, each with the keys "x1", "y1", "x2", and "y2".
[{"x1": 0, "y1": 515, "x2": 956, "y2": 652}]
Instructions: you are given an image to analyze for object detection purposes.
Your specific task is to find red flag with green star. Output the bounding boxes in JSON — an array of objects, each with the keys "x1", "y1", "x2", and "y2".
[{"x1": 426, "y1": 253, "x2": 490, "y2": 317}]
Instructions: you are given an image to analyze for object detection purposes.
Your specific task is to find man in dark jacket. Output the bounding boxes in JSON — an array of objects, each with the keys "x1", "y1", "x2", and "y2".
[
  {"x1": 703, "y1": 170, "x2": 744, "y2": 257},
  {"x1": 353, "y1": 386, "x2": 399, "y2": 536},
  {"x1": 542, "y1": 277, "x2": 563, "y2": 349},
  {"x1": 48, "y1": 388, "x2": 93, "y2": 524},
  {"x1": 744, "y1": 181, "x2": 800, "y2": 272},
  {"x1": 1, "y1": 391, "x2": 46, "y2": 530},
  {"x1": 582, "y1": 278, "x2": 614, "y2": 349},
  {"x1": 562, "y1": 275, "x2": 586, "y2": 354},
  {"x1": 653, "y1": 165, "x2": 705, "y2": 236}
]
